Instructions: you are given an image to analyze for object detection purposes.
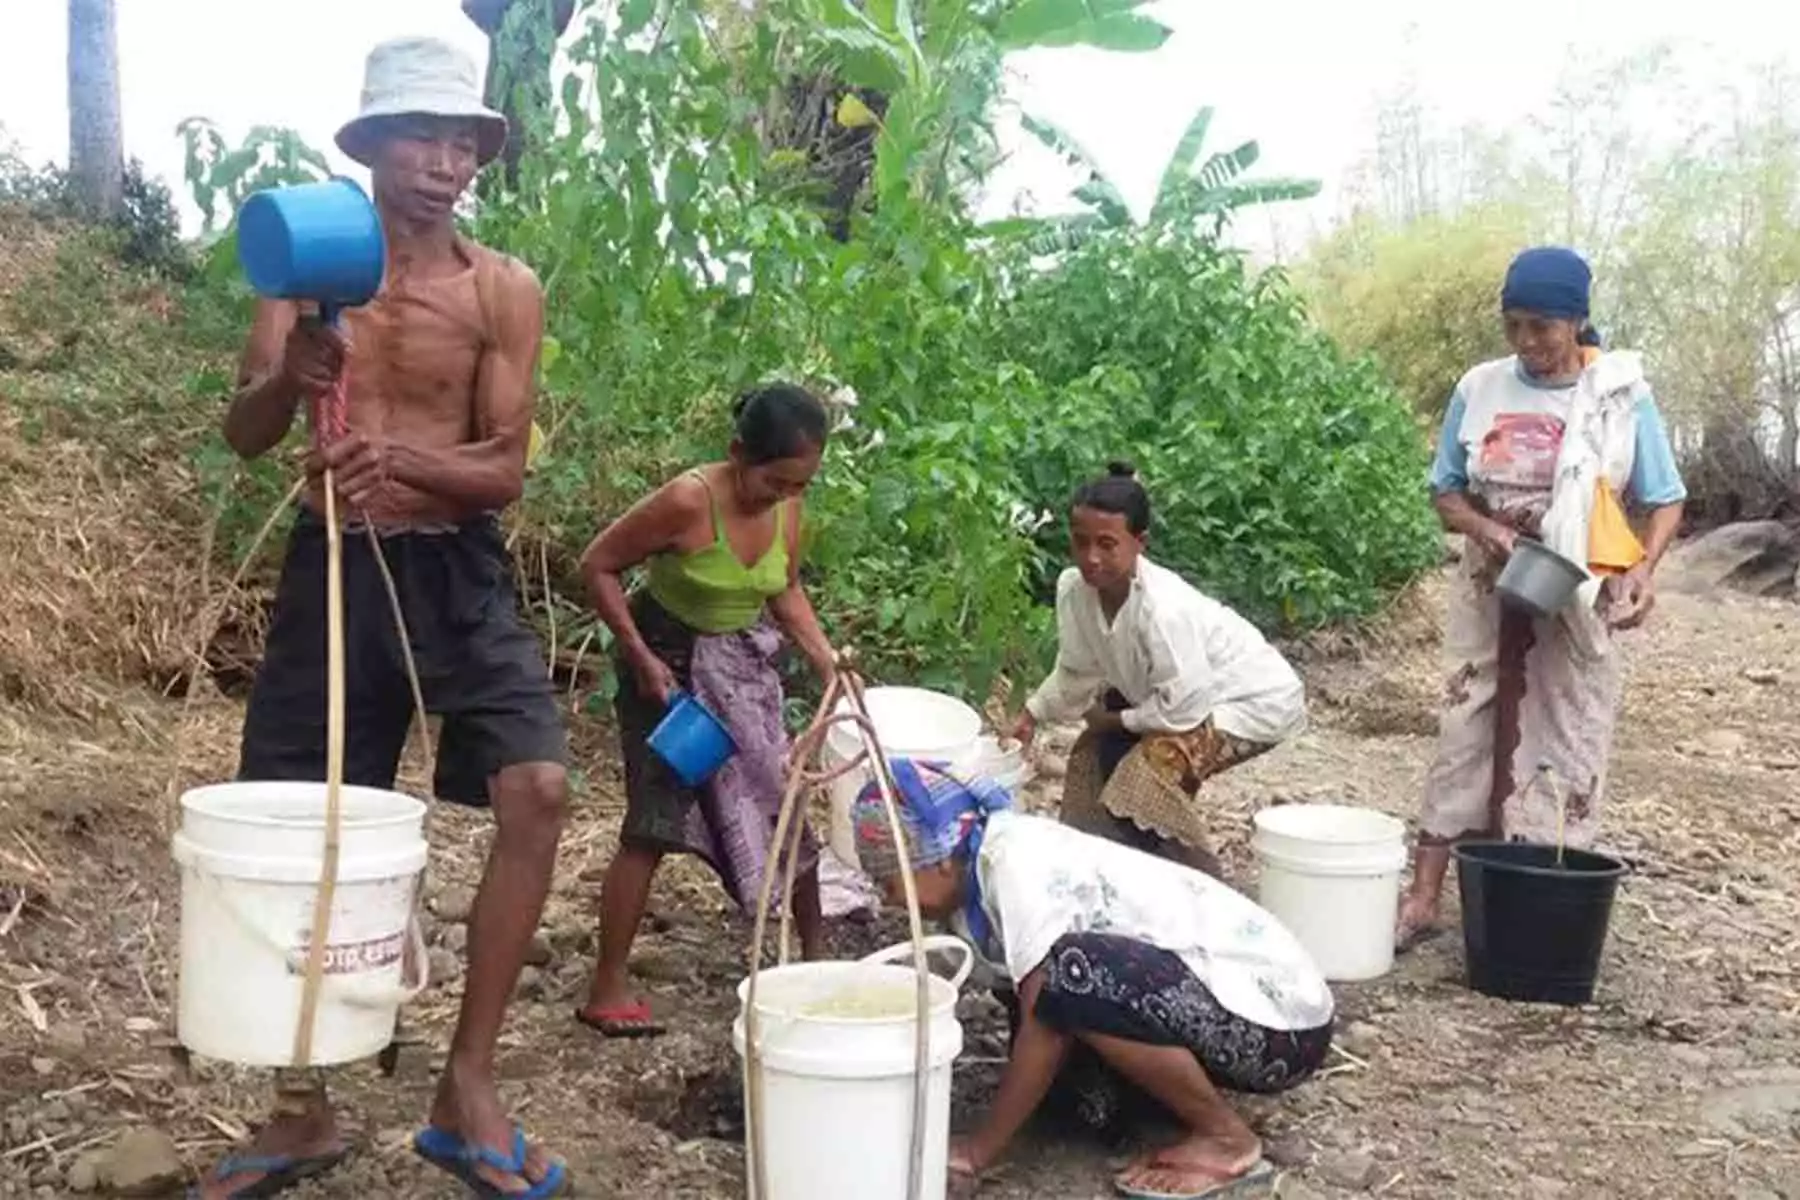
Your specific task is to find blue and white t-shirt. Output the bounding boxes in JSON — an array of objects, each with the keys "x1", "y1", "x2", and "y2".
[{"x1": 1429, "y1": 357, "x2": 1687, "y2": 506}]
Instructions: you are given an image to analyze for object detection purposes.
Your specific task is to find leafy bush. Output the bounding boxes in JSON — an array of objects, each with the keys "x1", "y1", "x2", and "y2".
[
  {"x1": 1294, "y1": 204, "x2": 1531, "y2": 420},
  {"x1": 994, "y1": 228, "x2": 1442, "y2": 629},
  {"x1": 171, "y1": 0, "x2": 1439, "y2": 704},
  {"x1": 0, "y1": 139, "x2": 186, "y2": 278}
]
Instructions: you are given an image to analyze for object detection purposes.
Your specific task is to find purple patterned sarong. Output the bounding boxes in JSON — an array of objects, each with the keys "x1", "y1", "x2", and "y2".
[{"x1": 616, "y1": 595, "x2": 818, "y2": 912}]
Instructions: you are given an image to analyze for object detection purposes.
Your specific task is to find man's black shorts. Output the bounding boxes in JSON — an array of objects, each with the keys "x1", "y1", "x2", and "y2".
[{"x1": 238, "y1": 509, "x2": 567, "y2": 805}]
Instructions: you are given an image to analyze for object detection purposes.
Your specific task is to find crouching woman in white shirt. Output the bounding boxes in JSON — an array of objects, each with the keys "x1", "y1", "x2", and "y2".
[
  {"x1": 1012, "y1": 463, "x2": 1307, "y2": 876},
  {"x1": 849, "y1": 762, "x2": 1334, "y2": 1199}
]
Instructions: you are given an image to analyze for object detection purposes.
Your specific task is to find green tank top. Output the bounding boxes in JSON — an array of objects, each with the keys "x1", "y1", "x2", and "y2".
[{"x1": 645, "y1": 471, "x2": 791, "y2": 634}]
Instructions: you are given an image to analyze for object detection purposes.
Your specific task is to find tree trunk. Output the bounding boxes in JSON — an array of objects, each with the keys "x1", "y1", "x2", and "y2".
[{"x1": 67, "y1": 0, "x2": 125, "y2": 220}]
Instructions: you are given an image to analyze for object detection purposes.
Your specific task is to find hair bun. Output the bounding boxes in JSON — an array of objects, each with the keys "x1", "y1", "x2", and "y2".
[{"x1": 1106, "y1": 459, "x2": 1137, "y2": 479}]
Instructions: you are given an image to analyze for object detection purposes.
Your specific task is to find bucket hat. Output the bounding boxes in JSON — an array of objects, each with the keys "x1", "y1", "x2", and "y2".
[{"x1": 335, "y1": 36, "x2": 508, "y2": 168}]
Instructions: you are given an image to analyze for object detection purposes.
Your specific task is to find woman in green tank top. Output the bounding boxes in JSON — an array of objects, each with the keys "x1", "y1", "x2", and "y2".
[{"x1": 575, "y1": 384, "x2": 837, "y2": 1038}]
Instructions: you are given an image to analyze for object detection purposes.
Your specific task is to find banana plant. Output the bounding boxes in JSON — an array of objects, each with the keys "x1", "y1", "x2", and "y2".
[
  {"x1": 990, "y1": 102, "x2": 1323, "y2": 251},
  {"x1": 787, "y1": 0, "x2": 1173, "y2": 220}
]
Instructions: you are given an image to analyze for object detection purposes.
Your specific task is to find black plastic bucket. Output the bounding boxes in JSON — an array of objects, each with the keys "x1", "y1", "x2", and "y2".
[{"x1": 1452, "y1": 840, "x2": 1629, "y2": 1006}]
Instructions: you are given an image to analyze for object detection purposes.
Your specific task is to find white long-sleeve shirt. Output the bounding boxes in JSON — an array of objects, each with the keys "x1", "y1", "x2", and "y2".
[{"x1": 1024, "y1": 559, "x2": 1306, "y2": 743}]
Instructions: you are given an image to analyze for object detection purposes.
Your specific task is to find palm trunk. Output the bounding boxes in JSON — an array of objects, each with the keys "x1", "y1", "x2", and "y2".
[{"x1": 67, "y1": 0, "x2": 125, "y2": 220}]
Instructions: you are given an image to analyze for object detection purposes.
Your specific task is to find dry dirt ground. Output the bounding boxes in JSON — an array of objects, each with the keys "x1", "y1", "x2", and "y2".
[{"x1": 2, "y1": 572, "x2": 1798, "y2": 1199}]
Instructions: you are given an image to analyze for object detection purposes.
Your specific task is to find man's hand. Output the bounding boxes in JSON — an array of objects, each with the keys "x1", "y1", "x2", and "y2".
[
  {"x1": 279, "y1": 320, "x2": 347, "y2": 400},
  {"x1": 1009, "y1": 708, "x2": 1038, "y2": 749},
  {"x1": 309, "y1": 432, "x2": 390, "y2": 511},
  {"x1": 1603, "y1": 564, "x2": 1656, "y2": 630}
]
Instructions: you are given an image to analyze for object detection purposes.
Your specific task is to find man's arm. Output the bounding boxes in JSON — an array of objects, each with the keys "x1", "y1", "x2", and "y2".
[
  {"x1": 325, "y1": 257, "x2": 544, "y2": 513},
  {"x1": 223, "y1": 299, "x2": 309, "y2": 460}
]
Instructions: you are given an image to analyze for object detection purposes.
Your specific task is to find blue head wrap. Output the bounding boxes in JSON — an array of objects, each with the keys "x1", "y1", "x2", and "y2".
[
  {"x1": 1501, "y1": 246, "x2": 1592, "y2": 320},
  {"x1": 849, "y1": 758, "x2": 1013, "y2": 952}
]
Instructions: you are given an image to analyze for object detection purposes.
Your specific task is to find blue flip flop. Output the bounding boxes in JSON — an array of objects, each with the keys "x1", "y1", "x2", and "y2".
[
  {"x1": 413, "y1": 1125, "x2": 569, "y2": 1199},
  {"x1": 186, "y1": 1147, "x2": 349, "y2": 1198},
  {"x1": 1114, "y1": 1157, "x2": 1273, "y2": 1199}
]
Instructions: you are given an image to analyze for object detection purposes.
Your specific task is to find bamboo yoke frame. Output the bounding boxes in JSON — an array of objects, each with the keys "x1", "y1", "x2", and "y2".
[{"x1": 744, "y1": 659, "x2": 941, "y2": 1200}]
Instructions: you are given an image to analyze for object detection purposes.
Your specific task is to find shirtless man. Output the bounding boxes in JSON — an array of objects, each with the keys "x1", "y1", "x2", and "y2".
[{"x1": 198, "y1": 37, "x2": 568, "y2": 1199}]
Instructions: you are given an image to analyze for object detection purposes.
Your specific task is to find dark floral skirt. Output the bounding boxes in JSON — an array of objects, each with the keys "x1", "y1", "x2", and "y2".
[{"x1": 1006, "y1": 931, "x2": 1333, "y2": 1136}]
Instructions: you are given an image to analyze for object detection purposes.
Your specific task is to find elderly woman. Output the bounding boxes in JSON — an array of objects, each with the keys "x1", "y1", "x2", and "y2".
[
  {"x1": 1012, "y1": 463, "x2": 1306, "y2": 878},
  {"x1": 1396, "y1": 247, "x2": 1687, "y2": 948},
  {"x1": 577, "y1": 383, "x2": 838, "y2": 1035},
  {"x1": 851, "y1": 761, "x2": 1333, "y2": 1199}
]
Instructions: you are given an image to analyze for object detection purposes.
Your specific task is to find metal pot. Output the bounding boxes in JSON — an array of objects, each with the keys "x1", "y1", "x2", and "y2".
[{"x1": 1496, "y1": 538, "x2": 1588, "y2": 618}]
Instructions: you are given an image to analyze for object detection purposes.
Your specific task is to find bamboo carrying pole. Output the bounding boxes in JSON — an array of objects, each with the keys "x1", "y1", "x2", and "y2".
[
  {"x1": 289, "y1": 372, "x2": 351, "y2": 1070},
  {"x1": 743, "y1": 657, "x2": 934, "y2": 1200}
]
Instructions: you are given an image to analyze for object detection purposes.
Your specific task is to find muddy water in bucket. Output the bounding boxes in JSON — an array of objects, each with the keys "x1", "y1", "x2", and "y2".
[
  {"x1": 1453, "y1": 841, "x2": 1628, "y2": 1005},
  {"x1": 171, "y1": 781, "x2": 429, "y2": 1066},
  {"x1": 734, "y1": 936, "x2": 971, "y2": 1200}
]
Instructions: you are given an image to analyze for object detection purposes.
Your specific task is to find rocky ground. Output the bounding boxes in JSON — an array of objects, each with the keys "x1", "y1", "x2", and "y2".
[{"x1": 2, "y1": 565, "x2": 1799, "y2": 1198}]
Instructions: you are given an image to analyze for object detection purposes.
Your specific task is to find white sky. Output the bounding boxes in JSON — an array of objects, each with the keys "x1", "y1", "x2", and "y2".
[{"x1": 1, "y1": 0, "x2": 1794, "y2": 253}]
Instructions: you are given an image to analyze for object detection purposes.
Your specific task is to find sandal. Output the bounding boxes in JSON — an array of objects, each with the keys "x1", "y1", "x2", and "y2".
[
  {"x1": 1114, "y1": 1156, "x2": 1272, "y2": 1199},
  {"x1": 575, "y1": 998, "x2": 666, "y2": 1038},
  {"x1": 413, "y1": 1125, "x2": 568, "y2": 1199},
  {"x1": 187, "y1": 1147, "x2": 350, "y2": 1198}
]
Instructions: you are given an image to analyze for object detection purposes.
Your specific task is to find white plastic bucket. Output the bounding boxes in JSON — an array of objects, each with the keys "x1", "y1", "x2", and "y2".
[
  {"x1": 735, "y1": 935, "x2": 972, "y2": 1200},
  {"x1": 171, "y1": 781, "x2": 430, "y2": 1067},
  {"x1": 822, "y1": 687, "x2": 982, "y2": 869},
  {"x1": 1251, "y1": 803, "x2": 1408, "y2": 982}
]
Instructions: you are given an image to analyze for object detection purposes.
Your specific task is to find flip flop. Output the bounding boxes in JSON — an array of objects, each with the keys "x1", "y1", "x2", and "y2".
[
  {"x1": 575, "y1": 999, "x2": 666, "y2": 1038},
  {"x1": 413, "y1": 1125, "x2": 568, "y2": 1199},
  {"x1": 186, "y1": 1147, "x2": 350, "y2": 1198},
  {"x1": 1114, "y1": 1157, "x2": 1273, "y2": 1199}
]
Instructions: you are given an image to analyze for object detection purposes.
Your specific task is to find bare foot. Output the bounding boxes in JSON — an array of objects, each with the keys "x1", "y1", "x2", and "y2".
[
  {"x1": 425, "y1": 1058, "x2": 562, "y2": 1195},
  {"x1": 193, "y1": 1091, "x2": 348, "y2": 1199},
  {"x1": 1115, "y1": 1133, "x2": 1262, "y2": 1196}
]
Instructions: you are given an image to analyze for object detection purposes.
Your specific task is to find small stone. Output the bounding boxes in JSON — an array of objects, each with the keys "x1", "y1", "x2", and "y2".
[
  {"x1": 432, "y1": 885, "x2": 478, "y2": 923},
  {"x1": 440, "y1": 924, "x2": 469, "y2": 954},
  {"x1": 46, "y1": 1024, "x2": 87, "y2": 1055},
  {"x1": 1316, "y1": 1149, "x2": 1379, "y2": 1191},
  {"x1": 1745, "y1": 668, "x2": 1781, "y2": 686},
  {"x1": 66, "y1": 1153, "x2": 102, "y2": 1193},
  {"x1": 516, "y1": 966, "x2": 545, "y2": 998},
  {"x1": 1274, "y1": 1181, "x2": 1325, "y2": 1200},
  {"x1": 1262, "y1": 1129, "x2": 1311, "y2": 1168},
  {"x1": 1337, "y1": 1021, "x2": 1380, "y2": 1057},
  {"x1": 427, "y1": 947, "x2": 463, "y2": 987},
  {"x1": 38, "y1": 1100, "x2": 69, "y2": 1124},
  {"x1": 102, "y1": 1127, "x2": 186, "y2": 1196},
  {"x1": 1673, "y1": 1140, "x2": 1719, "y2": 1160},
  {"x1": 1036, "y1": 753, "x2": 1068, "y2": 781},
  {"x1": 1732, "y1": 1189, "x2": 1779, "y2": 1200},
  {"x1": 28, "y1": 1057, "x2": 55, "y2": 1077},
  {"x1": 1526, "y1": 1177, "x2": 1571, "y2": 1199},
  {"x1": 1669, "y1": 1045, "x2": 1711, "y2": 1070},
  {"x1": 523, "y1": 932, "x2": 554, "y2": 967},
  {"x1": 1690, "y1": 730, "x2": 1748, "y2": 759}
]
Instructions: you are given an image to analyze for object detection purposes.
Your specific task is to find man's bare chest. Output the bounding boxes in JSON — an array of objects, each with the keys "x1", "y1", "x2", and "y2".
[{"x1": 341, "y1": 282, "x2": 486, "y2": 422}]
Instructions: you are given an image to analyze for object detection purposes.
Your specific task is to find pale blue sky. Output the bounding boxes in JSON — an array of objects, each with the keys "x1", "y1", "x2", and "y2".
[{"x1": 1, "y1": 0, "x2": 1792, "y2": 252}]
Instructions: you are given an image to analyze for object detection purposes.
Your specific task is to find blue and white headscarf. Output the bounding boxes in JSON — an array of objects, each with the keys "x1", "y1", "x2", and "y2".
[{"x1": 850, "y1": 758, "x2": 1013, "y2": 948}]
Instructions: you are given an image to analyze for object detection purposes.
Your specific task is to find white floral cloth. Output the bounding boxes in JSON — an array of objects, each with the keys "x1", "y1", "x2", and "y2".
[{"x1": 952, "y1": 812, "x2": 1334, "y2": 1033}]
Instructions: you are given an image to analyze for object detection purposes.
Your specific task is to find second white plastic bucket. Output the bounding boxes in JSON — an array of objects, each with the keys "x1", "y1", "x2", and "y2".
[
  {"x1": 735, "y1": 936, "x2": 971, "y2": 1200},
  {"x1": 823, "y1": 687, "x2": 982, "y2": 869},
  {"x1": 171, "y1": 781, "x2": 430, "y2": 1067},
  {"x1": 1251, "y1": 803, "x2": 1408, "y2": 982}
]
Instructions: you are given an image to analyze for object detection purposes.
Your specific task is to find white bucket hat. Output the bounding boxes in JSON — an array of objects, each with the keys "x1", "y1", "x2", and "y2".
[{"x1": 335, "y1": 36, "x2": 508, "y2": 168}]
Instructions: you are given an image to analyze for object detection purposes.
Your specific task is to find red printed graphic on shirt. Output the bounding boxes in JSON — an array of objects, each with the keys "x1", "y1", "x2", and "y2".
[{"x1": 1476, "y1": 412, "x2": 1565, "y2": 490}]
